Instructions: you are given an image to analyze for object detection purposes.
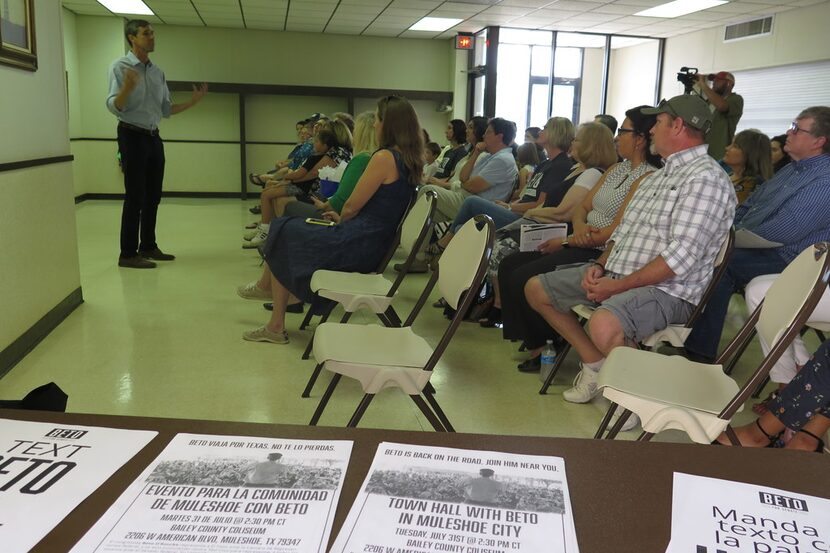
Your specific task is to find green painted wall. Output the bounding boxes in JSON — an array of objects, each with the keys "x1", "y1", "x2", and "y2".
[{"x1": 65, "y1": 15, "x2": 458, "y2": 194}]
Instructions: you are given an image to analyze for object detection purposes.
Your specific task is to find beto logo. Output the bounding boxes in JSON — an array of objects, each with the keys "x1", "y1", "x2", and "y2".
[
  {"x1": 44, "y1": 428, "x2": 88, "y2": 440},
  {"x1": 758, "y1": 492, "x2": 808, "y2": 512}
]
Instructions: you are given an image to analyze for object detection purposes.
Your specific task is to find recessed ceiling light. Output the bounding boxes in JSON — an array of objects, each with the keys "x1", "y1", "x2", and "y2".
[
  {"x1": 97, "y1": 0, "x2": 154, "y2": 16},
  {"x1": 409, "y1": 17, "x2": 464, "y2": 32},
  {"x1": 635, "y1": 0, "x2": 727, "y2": 18}
]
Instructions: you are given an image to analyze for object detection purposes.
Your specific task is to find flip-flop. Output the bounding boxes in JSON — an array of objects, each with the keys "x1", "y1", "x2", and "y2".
[{"x1": 249, "y1": 173, "x2": 266, "y2": 186}]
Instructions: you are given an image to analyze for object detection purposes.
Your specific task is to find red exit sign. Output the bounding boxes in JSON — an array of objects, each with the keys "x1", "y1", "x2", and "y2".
[{"x1": 455, "y1": 34, "x2": 474, "y2": 50}]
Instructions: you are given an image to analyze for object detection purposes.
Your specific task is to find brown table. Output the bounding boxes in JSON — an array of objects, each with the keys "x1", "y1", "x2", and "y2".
[{"x1": 2, "y1": 409, "x2": 827, "y2": 553}]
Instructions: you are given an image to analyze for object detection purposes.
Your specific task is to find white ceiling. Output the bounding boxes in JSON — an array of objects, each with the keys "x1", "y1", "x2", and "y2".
[{"x1": 61, "y1": 0, "x2": 827, "y2": 40}]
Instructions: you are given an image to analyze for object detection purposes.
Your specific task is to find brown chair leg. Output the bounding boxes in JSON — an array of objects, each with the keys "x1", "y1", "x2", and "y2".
[
  {"x1": 411, "y1": 395, "x2": 447, "y2": 432},
  {"x1": 298, "y1": 309, "x2": 315, "y2": 331},
  {"x1": 605, "y1": 408, "x2": 633, "y2": 440},
  {"x1": 309, "y1": 373, "x2": 341, "y2": 425},
  {"x1": 422, "y1": 389, "x2": 454, "y2": 432},
  {"x1": 751, "y1": 375, "x2": 771, "y2": 399},
  {"x1": 539, "y1": 342, "x2": 571, "y2": 395},
  {"x1": 594, "y1": 402, "x2": 618, "y2": 439},
  {"x1": 301, "y1": 363, "x2": 324, "y2": 398},
  {"x1": 636, "y1": 431, "x2": 654, "y2": 442},
  {"x1": 347, "y1": 394, "x2": 375, "y2": 427}
]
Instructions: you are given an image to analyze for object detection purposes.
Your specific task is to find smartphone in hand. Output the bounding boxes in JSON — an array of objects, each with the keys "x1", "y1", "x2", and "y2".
[{"x1": 305, "y1": 218, "x2": 336, "y2": 227}]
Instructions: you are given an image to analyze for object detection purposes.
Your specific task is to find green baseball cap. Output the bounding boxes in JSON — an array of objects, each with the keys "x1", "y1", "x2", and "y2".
[{"x1": 642, "y1": 95, "x2": 712, "y2": 134}]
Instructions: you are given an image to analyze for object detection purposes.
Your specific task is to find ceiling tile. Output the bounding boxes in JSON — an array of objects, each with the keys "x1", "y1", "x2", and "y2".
[
  {"x1": 389, "y1": 0, "x2": 442, "y2": 8},
  {"x1": 399, "y1": 29, "x2": 443, "y2": 38},
  {"x1": 590, "y1": 4, "x2": 643, "y2": 14},
  {"x1": 478, "y1": 5, "x2": 535, "y2": 15},
  {"x1": 498, "y1": 0, "x2": 558, "y2": 6},
  {"x1": 247, "y1": 21, "x2": 285, "y2": 29}
]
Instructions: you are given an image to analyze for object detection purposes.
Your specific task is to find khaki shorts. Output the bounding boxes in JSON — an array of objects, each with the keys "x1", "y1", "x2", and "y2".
[{"x1": 538, "y1": 264, "x2": 694, "y2": 343}]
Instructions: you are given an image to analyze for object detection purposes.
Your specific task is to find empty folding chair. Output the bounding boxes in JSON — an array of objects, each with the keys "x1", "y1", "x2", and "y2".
[
  {"x1": 307, "y1": 215, "x2": 495, "y2": 431},
  {"x1": 592, "y1": 243, "x2": 830, "y2": 443},
  {"x1": 298, "y1": 192, "x2": 437, "y2": 397},
  {"x1": 539, "y1": 227, "x2": 735, "y2": 395}
]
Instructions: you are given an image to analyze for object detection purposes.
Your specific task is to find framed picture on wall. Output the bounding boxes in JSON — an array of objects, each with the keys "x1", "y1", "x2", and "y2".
[{"x1": 0, "y1": 0, "x2": 37, "y2": 71}]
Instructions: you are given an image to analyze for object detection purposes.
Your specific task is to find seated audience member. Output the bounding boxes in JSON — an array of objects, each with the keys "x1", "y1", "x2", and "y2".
[
  {"x1": 743, "y1": 273, "x2": 830, "y2": 414},
  {"x1": 460, "y1": 122, "x2": 616, "y2": 325},
  {"x1": 430, "y1": 120, "x2": 468, "y2": 181},
  {"x1": 713, "y1": 337, "x2": 830, "y2": 452},
  {"x1": 333, "y1": 112, "x2": 355, "y2": 134},
  {"x1": 685, "y1": 106, "x2": 830, "y2": 363},
  {"x1": 594, "y1": 114, "x2": 618, "y2": 135},
  {"x1": 249, "y1": 120, "x2": 312, "y2": 187},
  {"x1": 724, "y1": 129, "x2": 772, "y2": 203},
  {"x1": 426, "y1": 117, "x2": 575, "y2": 258},
  {"x1": 419, "y1": 117, "x2": 519, "y2": 224},
  {"x1": 524, "y1": 96, "x2": 735, "y2": 411},
  {"x1": 514, "y1": 142, "x2": 541, "y2": 196},
  {"x1": 237, "y1": 96, "x2": 422, "y2": 344},
  {"x1": 283, "y1": 111, "x2": 378, "y2": 220},
  {"x1": 423, "y1": 142, "x2": 442, "y2": 183},
  {"x1": 500, "y1": 106, "x2": 662, "y2": 365},
  {"x1": 243, "y1": 121, "x2": 352, "y2": 248},
  {"x1": 524, "y1": 126, "x2": 546, "y2": 162},
  {"x1": 426, "y1": 117, "x2": 488, "y2": 190},
  {"x1": 770, "y1": 134, "x2": 792, "y2": 174}
]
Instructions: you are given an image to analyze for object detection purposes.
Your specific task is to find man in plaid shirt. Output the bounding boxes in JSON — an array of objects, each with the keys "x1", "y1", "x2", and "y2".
[{"x1": 525, "y1": 96, "x2": 736, "y2": 413}]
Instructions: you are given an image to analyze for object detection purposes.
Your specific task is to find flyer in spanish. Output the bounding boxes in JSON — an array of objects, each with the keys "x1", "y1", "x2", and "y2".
[
  {"x1": 0, "y1": 418, "x2": 158, "y2": 553},
  {"x1": 71, "y1": 433, "x2": 353, "y2": 553},
  {"x1": 665, "y1": 472, "x2": 830, "y2": 553},
  {"x1": 330, "y1": 442, "x2": 580, "y2": 553}
]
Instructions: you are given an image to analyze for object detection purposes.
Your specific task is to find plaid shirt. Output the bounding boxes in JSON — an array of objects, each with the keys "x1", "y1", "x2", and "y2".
[{"x1": 606, "y1": 144, "x2": 736, "y2": 305}]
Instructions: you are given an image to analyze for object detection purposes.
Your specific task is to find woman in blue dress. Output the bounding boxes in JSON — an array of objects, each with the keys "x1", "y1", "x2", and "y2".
[{"x1": 240, "y1": 96, "x2": 423, "y2": 344}]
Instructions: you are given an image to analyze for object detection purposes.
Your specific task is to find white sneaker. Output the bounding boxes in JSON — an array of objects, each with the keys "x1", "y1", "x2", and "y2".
[
  {"x1": 563, "y1": 366, "x2": 600, "y2": 403},
  {"x1": 242, "y1": 230, "x2": 267, "y2": 249},
  {"x1": 243, "y1": 228, "x2": 259, "y2": 240},
  {"x1": 610, "y1": 409, "x2": 640, "y2": 432},
  {"x1": 237, "y1": 281, "x2": 270, "y2": 300}
]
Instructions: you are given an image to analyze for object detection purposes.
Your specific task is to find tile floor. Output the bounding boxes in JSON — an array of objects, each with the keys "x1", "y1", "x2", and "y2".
[{"x1": 1, "y1": 199, "x2": 799, "y2": 441}]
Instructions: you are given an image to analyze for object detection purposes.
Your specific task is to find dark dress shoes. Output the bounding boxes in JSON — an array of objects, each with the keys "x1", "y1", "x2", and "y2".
[
  {"x1": 140, "y1": 248, "x2": 176, "y2": 261},
  {"x1": 517, "y1": 355, "x2": 541, "y2": 373},
  {"x1": 118, "y1": 255, "x2": 156, "y2": 269}
]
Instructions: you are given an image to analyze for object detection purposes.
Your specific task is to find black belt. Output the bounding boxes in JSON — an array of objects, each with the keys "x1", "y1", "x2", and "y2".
[{"x1": 118, "y1": 121, "x2": 160, "y2": 136}]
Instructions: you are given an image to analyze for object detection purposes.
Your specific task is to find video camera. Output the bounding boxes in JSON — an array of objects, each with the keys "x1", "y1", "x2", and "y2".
[{"x1": 677, "y1": 67, "x2": 699, "y2": 94}]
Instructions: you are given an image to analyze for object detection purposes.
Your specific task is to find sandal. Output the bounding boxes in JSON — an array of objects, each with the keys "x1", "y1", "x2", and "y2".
[
  {"x1": 712, "y1": 419, "x2": 779, "y2": 447},
  {"x1": 752, "y1": 390, "x2": 779, "y2": 415},
  {"x1": 249, "y1": 173, "x2": 266, "y2": 187},
  {"x1": 796, "y1": 428, "x2": 826, "y2": 453}
]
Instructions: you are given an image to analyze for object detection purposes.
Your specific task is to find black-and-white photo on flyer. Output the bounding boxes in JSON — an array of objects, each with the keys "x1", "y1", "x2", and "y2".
[
  {"x1": 331, "y1": 442, "x2": 579, "y2": 553},
  {"x1": 665, "y1": 472, "x2": 830, "y2": 552},
  {"x1": 71, "y1": 433, "x2": 353, "y2": 553},
  {"x1": 0, "y1": 418, "x2": 158, "y2": 553}
]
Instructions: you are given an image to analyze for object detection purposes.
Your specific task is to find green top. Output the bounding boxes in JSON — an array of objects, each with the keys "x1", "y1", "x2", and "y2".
[
  {"x1": 706, "y1": 93, "x2": 744, "y2": 161},
  {"x1": 329, "y1": 151, "x2": 371, "y2": 214}
]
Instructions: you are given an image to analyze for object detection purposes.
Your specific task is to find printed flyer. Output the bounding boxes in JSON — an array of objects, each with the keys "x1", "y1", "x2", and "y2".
[
  {"x1": 665, "y1": 472, "x2": 830, "y2": 553},
  {"x1": 331, "y1": 442, "x2": 580, "y2": 553},
  {"x1": 0, "y1": 418, "x2": 158, "y2": 553},
  {"x1": 71, "y1": 433, "x2": 353, "y2": 553}
]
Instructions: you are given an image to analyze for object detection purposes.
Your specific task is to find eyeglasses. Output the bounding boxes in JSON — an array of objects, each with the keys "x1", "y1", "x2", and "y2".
[
  {"x1": 617, "y1": 127, "x2": 636, "y2": 135},
  {"x1": 789, "y1": 121, "x2": 813, "y2": 135}
]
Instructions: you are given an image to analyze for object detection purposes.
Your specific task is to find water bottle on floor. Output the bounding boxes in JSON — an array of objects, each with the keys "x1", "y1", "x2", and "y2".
[{"x1": 539, "y1": 339, "x2": 557, "y2": 383}]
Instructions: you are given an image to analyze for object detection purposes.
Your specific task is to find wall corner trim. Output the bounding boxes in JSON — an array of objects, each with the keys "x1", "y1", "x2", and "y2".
[{"x1": 0, "y1": 287, "x2": 84, "y2": 380}]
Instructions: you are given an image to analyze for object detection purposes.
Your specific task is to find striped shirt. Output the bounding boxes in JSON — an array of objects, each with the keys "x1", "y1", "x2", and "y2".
[
  {"x1": 606, "y1": 144, "x2": 736, "y2": 305},
  {"x1": 587, "y1": 159, "x2": 658, "y2": 230},
  {"x1": 735, "y1": 154, "x2": 830, "y2": 263}
]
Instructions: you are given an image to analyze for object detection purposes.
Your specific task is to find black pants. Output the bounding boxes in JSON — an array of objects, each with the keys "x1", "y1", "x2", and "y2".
[
  {"x1": 117, "y1": 125, "x2": 165, "y2": 258},
  {"x1": 499, "y1": 247, "x2": 599, "y2": 349}
]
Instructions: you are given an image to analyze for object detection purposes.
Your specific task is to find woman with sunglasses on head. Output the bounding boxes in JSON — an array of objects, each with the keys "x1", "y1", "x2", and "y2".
[{"x1": 498, "y1": 106, "x2": 663, "y2": 370}]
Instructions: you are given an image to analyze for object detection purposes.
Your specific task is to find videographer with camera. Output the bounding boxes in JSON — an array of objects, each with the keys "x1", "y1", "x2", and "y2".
[{"x1": 696, "y1": 71, "x2": 744, "y2": 160}]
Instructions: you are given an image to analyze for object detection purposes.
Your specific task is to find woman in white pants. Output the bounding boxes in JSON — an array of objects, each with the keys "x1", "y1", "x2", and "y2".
[{"x1": 745, "y1": 273, "x2": 830, "y2": 411}]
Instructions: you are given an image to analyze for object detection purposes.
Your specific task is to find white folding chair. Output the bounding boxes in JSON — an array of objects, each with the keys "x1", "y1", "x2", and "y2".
[
  {"x1": 539, "y1": 228, "x2": 735, "y2": 394},
  {"x1": 594, "y1": 243, "x2": 830, "y2": 444},
  {"x1": 307, "y1": 215, "x2": 495, "y2": 431},
  {"x1": 299, "y1": 192, "x2": 437, "y2": 397}
]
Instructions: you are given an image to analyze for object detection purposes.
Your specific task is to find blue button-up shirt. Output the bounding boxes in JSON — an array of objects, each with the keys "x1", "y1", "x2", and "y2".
[
  {"x1": 735, "y1": 153, "x2": 830, "y2": 263},
  {"x1": 106, "y1": 51, "x2": 171, "y2": 131},
  {"x1": 472, "y1": 146, "x2": 519, "y2": 201}
]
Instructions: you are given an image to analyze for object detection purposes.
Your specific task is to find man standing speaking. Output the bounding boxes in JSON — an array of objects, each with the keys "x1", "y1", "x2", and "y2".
[{"x1": 107, "y1": 20, "x2": 207, "y2": 269}]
